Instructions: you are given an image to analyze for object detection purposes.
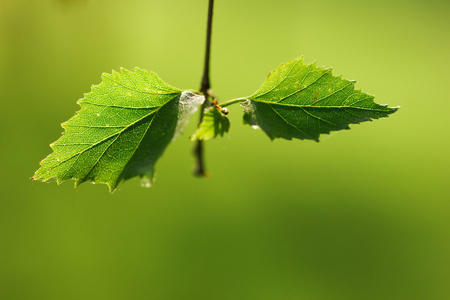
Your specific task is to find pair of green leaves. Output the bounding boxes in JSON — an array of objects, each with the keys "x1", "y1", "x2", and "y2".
[{"x1": 33, "y1": 58, "x2": 398, "y2": 191}]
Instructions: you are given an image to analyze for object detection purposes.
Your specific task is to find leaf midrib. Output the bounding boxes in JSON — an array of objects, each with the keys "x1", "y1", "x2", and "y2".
[{"x1": 249, "y1": 99, "x2": 391, "y2": 113}]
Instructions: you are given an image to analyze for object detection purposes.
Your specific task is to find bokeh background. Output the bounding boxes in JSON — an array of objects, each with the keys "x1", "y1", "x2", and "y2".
[{"x1": 1, "y1": 0, "x2": 449, "y2": 299}]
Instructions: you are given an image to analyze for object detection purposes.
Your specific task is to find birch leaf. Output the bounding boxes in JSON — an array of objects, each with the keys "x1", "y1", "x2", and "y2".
[
  {"x1": 191, "y1": 106, "x2": 230, "y2": 141},
  {"x1": 242, "y1": 58, "x2": 398, "y2": 141},
  {"x1": 33, "y1": 68, "x2": 204, "y2": 192}
]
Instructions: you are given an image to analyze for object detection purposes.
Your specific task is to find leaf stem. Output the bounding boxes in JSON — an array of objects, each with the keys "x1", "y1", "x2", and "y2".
[
  {"x1": 219, "y1": 97, "x2": 247, "y2": 107},
  {"x1": 194, "y1": 0, "x2": 214, "y2": 177}
]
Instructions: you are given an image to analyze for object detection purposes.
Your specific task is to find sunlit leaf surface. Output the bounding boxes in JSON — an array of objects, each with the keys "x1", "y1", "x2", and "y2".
[
  {"x1": 33, "y1": 68, "x2": 204, "y2": 191},
  {"x1": 242, "y1": 58, "x2": 398, "y2": 141}
]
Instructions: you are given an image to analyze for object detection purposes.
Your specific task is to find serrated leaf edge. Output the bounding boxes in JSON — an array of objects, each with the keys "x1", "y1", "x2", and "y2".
[{"x1": 33, "y1": 68, "x2": 198, "y2": 192}]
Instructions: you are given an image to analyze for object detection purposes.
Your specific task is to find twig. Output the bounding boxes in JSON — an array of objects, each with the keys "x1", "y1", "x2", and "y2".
[{"x1": 194, "y1": 0, "x2": 214, "y2": 176}]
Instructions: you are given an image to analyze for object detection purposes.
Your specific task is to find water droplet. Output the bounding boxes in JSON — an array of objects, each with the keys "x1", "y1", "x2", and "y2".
[{"x1": 141, "y1": 178, "x2": 152, "y2": 188}]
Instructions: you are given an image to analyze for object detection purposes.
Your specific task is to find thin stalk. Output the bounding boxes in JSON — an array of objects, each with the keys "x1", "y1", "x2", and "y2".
[
  {"x1": 194, "y1": 0, "x2": 214, "y2": 176},
  {"x1": 219, "y1": 97, "x2": 247, "y2": 107}
]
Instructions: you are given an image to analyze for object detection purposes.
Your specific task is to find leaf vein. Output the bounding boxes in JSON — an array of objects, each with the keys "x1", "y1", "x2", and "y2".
[
  {"x1": 268, "y1": 104, "x2": 313, "y2": 139},
  {"x1": 299, "y1": 107, "x2": 338, "y2": 127},
  {"x1": 252, "y1": 59, "x2": 301, "y2": 98},
  {"x1": 311, "y1": 81, "x2": 354, "y2": 106},
  {"x1": 275, "y1": 69, "x2": 331, "y2": 103},
  {"x1": 46, "y1": 94, "x2": 179, "y2": 169}
]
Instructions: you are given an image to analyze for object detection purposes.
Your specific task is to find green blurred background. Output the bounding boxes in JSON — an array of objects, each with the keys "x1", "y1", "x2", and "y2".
[{"x1": 1, "y1": 0, "x2": 449, "y2": 299}]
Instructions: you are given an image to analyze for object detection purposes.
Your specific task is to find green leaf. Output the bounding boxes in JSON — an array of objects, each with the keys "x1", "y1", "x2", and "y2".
[
  {"x1": 33, "y1": 68, "x2": 204, "y2": 192},
  {"x1": 242, "y1": 57, "x2": 398, "y2": 141},
  {"x1": 190, "y1": 106, "x2": 230, "y2": 141}
]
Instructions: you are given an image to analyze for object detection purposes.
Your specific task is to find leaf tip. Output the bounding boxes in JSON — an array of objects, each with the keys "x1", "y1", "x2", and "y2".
[
  {"x1": 290, "y1": 56, "x2": 304, "y2": 65},
  {"x1": 133, "y1": 66, "x2": 146, "y2": 74},
  {"x1": 119, "y1": 67, "x2": 132, "y2": 75},
  {"x1": 379, "y1": 104, "x2": 400, "y2": 115},
  {"x1": 386, "y1": 105, "x2": 400, "y2": 115},
  {"x1": 101, "y1": 71, "x2": 113, "y2": 79},
  {"x1": 74, "y1": 179, "x2": 83, "y2": 188}
]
